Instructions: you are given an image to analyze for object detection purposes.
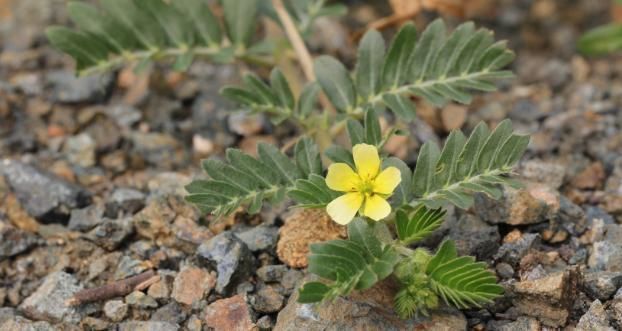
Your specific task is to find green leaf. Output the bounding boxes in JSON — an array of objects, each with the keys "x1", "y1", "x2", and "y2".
[
  {"x1": 314, "y1": 55, "x2": 357, "y2": 112},
  {"x1": 223, "y1": 0, "x2": 259, "y2": 48},
  {"x1": 346, "y1": 120, "x2": 365, "y2": 146},
  {"x1": 578, "y1": 24, "x2": 622, "y2": 56},
  {"x1": 296, "y1": 82, "x2": 321, "y2": 118},
  {"x1": 299, "y1": 218, "x2": 400, "y2": 303},
  {"x1": 48, "y1": 0, "x2": 261, "y2": 75},
  {"x1": 325, "y1": 145, "x2": 355, "y2": 168},
  {"x1": 315, "y1": 19, "x2": 514, "y2": 121},
  {"x1": 356, "y1": 29, "x2": 385, "y2": 100},
  {"x1": 288, "y1": 174, "x2": 339, "y2": 208},
  {"x1": 187, "y1": 139, "x2": 323, "y2": 217},
  {"x1": 364, "y1": 108, "x2": 382, "y2": 146},
  {"x1": 295, "y1": 137, "x2": 323, "y2": 177},
  {"x1": 270, "y1": 68, "x2": 295, "y2": 110},
  {"x1": 426, "y1": 240, "x2": 503, "y2": 309},
  {"x1": 383, "y1": 23, "x2": 418, "y2": 88},
  {"x1": 412, "y1": 120, "x2": 529, "y2": 210},
  {"x1": 396, "y1": 205, "x2": 446, "y2": 244}
]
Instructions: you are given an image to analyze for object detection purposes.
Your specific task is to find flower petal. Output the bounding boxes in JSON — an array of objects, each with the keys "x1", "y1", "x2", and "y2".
[
  {"x1": 362, "y1": 194, "x2": 391, "y2": 221},
  {"x1": 373, "y1": 166, "x2": 402, "y2": 195},
  {"x1": 353, "y1": 144, "x2": 380, "y2": 180},
  {"x1": 325, "y1": 163, "x2": 361, "y2": 192},
  {"x1": 326, "y1": 193, "x2": 364, "y2": 225}
]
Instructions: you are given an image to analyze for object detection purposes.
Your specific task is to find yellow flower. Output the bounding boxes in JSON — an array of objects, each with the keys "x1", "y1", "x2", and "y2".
[{"x1": 325, "y1": 144, "x2": 402, "y2": 225}]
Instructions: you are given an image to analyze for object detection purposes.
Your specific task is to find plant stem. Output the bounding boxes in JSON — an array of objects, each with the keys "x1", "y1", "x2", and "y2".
[{"x1": 272, "y1": 0, "x2": 315, "y2": 81}]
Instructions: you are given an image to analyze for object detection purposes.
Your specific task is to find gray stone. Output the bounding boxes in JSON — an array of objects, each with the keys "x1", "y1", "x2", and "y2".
[
  {"x1": 495, "y1": 263, "x2": 515, "y2": 279},
  {"x1": 281, "y1": 269, "x2": 304, "y2": 295},
  {"x1": 576, "y1": 300, "x2": 614, "y2": 331},
  {"x1": 583, "y1": 271, "x2": 622, "y2": 300},
  {"x1": 106, "y1": 105, "x2": 142, "y2": 128},
  {"x1": 589, "y1": 240, "x2": 622, "y2": 272},
  {"x1": 67, "y1": 205, "x2": 104, "y2": 232},
  {"x1": 0, "y1": 223, "x2": 38, "y2": 260},
  {"x1": 19, "y1": 272, "x2": 83, "y2": 323},
  {"x1": 275, "y1": 278, "x2": 466, "y2": 331},
  {"x1": 518, "y1": 160, "x2": 566, "y2": 189},
  {"x1": 105, "y1": 188, "x2": 146, "y2": 217},
  {"x1": 151, "y1": 302, "x2": 187, "y2": 325},
  {"x1": 511, "y1": 268, "x2": 579, "y2": 327},
  {"x1": 0, "y1": 307, "x2": 16, "y2": 326},
  {"x1": 0, "y1": 316, "x2": 57, "y2": 331},
  {"x1": 234, "y1": 225, "x2": 279, "y2": 252},
  {"x1": 448, "y1": 214, "x2": 500, "y2": 260},
  {"x1": 63, "y1": 133, "x2": 96, "y2": 167},
  {"x1": 197, "y1": 232, "x2": 255, "y2": 294},
  {"x1": 227, "y1": 112, "x2": 264, "y2": 136},
  {"x1": 124, "y1": 291, "x2": 158, "y2": 309},
  {"x1": 130, "y1": 132, "x2": 185, "y2": 169},
  {"x1": 494, "y1": 233, "x2": 540, "y2": 266},
  {"x1": 103, "y1": 300, "x2": 127, "y2": 322},
  {"x1": 487, "y1": 317, "x2": 540, "y2": 331},
  {"x1": 86, "y1": 218, "x2": 133, "y2": 251},
  {"x1": 257, "y1": 265, "x2": 288, "y2": 283},
  {"x1": 114, "y1": 255, "x2": 150, "y2": 280},
  {"x1": 256, "y1": 315, "x2": 274, "y2": 331},
  {"x1": 474, "y1": 187, "x2": 549, "y2": 226},
  {"x1": 46, "y1": 70, "x2": 113, "y2": 103},
  {"x1": 1, "y1": 159, "x2": 91, "y2": 223},
  {"x1": 252, "y1": 285, "x2": 284, "y2": 313},
  {"x1": 117, "y1": 321, "x2": 179, "y2": 331}
]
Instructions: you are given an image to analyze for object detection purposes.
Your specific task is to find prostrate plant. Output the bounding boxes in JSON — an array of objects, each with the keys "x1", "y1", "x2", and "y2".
[
  {"x1": 577, "y1": 0, "x2": 622, "y2": 56},
  {"x1": 48, "y1": 0, "x2": 528, "y2": 318}
]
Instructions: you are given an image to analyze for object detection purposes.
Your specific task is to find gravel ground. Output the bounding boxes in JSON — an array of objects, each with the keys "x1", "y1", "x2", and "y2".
[{"x1": 1, "y1": 0, "x2": 622, "y2": 330}]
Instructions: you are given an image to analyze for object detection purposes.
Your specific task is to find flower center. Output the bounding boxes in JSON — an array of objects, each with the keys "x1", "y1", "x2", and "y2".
[{"x1": 358, "y1": 179, "x2": 375, "y2": 195}]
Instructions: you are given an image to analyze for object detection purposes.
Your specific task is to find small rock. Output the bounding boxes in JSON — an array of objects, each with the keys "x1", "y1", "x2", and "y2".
[
  {"x1": 204, "y1": 294, "x2": 256, "y2": 331},
  {"x1": 1, "y1": 160, "x2": 91, "y2": 223},
  {"x1": 103, "y1": 300, "x2": 128, "y2": 322},
  {"x1": 487, "y1": 317, "x2": 540, "y2": 331},
  {"x1": 114, "y1": 256, "x2": 151, "y2": 280},
  {"x1": 576, "y1": 300, "x2": 614, "y2": 330},
  {"x1": 281, "y1": 269, "x2": 304, "y2": 295},
  {"x1": 171, "y1": 266, "x2": 215, "y2": 306},
  {"x1": 63, "y1": 133, "x2": 96, "y2": 167},
  {"x1": 148, "y1": 279, "x2": 171, "y2": 301},
  {"x1": 0, "y1": 315, "x2": 56, "y2": 331},
  {"x1": 192, "y1": 134, "x2": 214, "y2": 156},
  {"x1": 125, "y1": 291, "x2": 158, "y2": 309},
  {"x1": 234, "y1": 225, "x2": 279, "y2": 252},
  {"x1": 185, "y1": 315, "x2": 202, "y2": 331},
  {"x1": 86, "y1": 218, "x2": 134, "y2": 251},
  {"x1": 151, "y1": 302, "x2": 187, "y2": 325},
  {"x1": 47, "y1": 70, "x2": 113, "y2": 103},
  {"x1": 67, "y1": 205, "x2": 104, "y2": 232},
  {"x1": 252, "y1": 285, "x2": 285, "y2": 313},
  {"x1": 494, "y1": 233, "x2": 540, "y2": 266},
  {"x1": 19, "y1": 271, "x2": 83, "y2": 323},
  {"x1": 518, "y1": 160, "x2": 566, "y2": 189},
  {"x1": 511, "y1": 268, "x2": 579, "y2": 327},
  {"x1": 474, "y1": 187, "x2": 549, "y2": 226},
  {"x1": 277, "y1": 209, "x2": 346, "y2": 268},
  {"x1": 132, "y1": 199, "x2": 176, "y2": 245},
  {"x1": 496, "y1": 263, "x2": 515, "y2": 279},
  {"x1": 448, "y1": 213, "x2": 500, "y2": 260},
  {"x1": 572, "y1": 162, "x2": 606, "y2": 189},
  {"x1": 105, "y1": 188, "x2": 146, "y2": 217},
  {"x1": 117, "y1": 321, "x2": 179, "y2": 331},
  {"x1": 0, "y1": 222, "x2": 38, "y2": 260},
  {"x1": 227, "y1": 113, "x2": 264, "y2": 136},
  {"x1": 81, "y1": 316, "x2": 110, "y2": 331},
  {"x1": 589, "y1": 240, "x2": 622, "y2": 272},
  {"x1": 130, "y1": 132, "x2": 185, "y2": 169},
  {"x1": 583, "y1": 271, "x2": 622, "y2": 300},
  {"x1": 197, "y1": 232, "x2": 255, "y2": 294},
  {"x1": 106, "y1": 105, "x2": 142, "y2": 128},
  {"x1": 257, "y1": 265, "x2": 288, "y2": 283},
  {"x1": 256, "y1": 315, "x2": 274, "y2": 330},
  {"x1": 275, "y1": 278, "x2": 466, "y2": 330}
]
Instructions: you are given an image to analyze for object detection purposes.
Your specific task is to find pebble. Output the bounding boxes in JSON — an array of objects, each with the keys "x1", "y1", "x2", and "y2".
[
  {"x1": 103, "y1": 300, "x2": 128, "y2": 322},
  {"x1": 132, "y1": 199, "x2": 176, "y2": 244},
  {"x1": 448, "y1": 214, "x2": 500, "y2": 260},
  {"x1": 511, "y1": 268, "x2": 579, "y2": 327},
  {"x1": 204, "y1": 294, "x2": 256, "y2": 331},
  {"x1": 0, "y1": 315, "x2": 56, "y2": 331},
  {"x1": 227, "y1": 113, "x2": 264, "y2": 136},
  {"x1": 86, "y1": 218, "x2": 134, "y2": 251},
  {"x1": 256, "y1": 315, "x2": 274, "y2": 330},
  {"x1": 105, "y1": 187, "x2": 146, "y2": 218},
  {"x1": 197, "y1": 232, "x2": 255, "y2": 295},
  {"x1": 117, "y1": 321, "x2": 179, "y2": 331},
  {"x1": 46, "y1": 70, "x2": 113, "y2": 103},
  {"x1": 257, "y1": 265, "x2": 289, "y2": 283},
  {"x1": 0, "y1": 222, "x2": 38, "y2": 260},
  {"x1": 576, "y1": 299, "x2": 615, "y2": 330},
  {"x1": 67, "y1": 205, "x2": 104, "y2": 232},
  {"x1": 19, "y1": 271, "x2": 83, "y2": 323},
  {"x1": 494, "y1": 233, "x2": 540, "y2": 266},
  {"x1": 252, "y1": 285, "x2": 285, "y2": 313},
  {"x1": 496, "y1": 262, "x2": 515, "y2": 279},
  {"x1": 63, "y1": 133, "x2": 96, "y2": 167},
  {"x1": 1, "y1": 159, "x2": 91, "y2": 223},
  {"x1": 171, "y1": 266, "x2": 215, "y2": 306},
  {"x1": 474, "y1": 187, "x2": 550, "y2": 226},
  {"x1": 130, "y1": 132, "x2": 185, "y2": 169},
  {"x1": 150, "y1": 302, "x2": 187, "y2": 325},
  {"x1": 583, "y1": 271, "x2": 622, "y2": 300},
  {"x1": 185, "y1": 315, "x2": 202, "y2": 331},
  {"x1": 234, "y1": 225, "x2": 279, "y2": 252},
  {"x1": 125, "y1": 291, "x2": 158, "y2": 309},
  {"x1": 588, "y1": 240, "x2": 622, "y2": 272}
]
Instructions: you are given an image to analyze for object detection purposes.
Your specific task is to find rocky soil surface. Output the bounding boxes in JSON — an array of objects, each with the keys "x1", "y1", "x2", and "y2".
[{"x1": 1, "y1": 0, "x2": 622, "y2": 330}]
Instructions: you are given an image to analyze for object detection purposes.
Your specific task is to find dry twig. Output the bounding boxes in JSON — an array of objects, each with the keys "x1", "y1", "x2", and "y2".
[{"x1": 65, "y1": 270, "x2": 158, "y2": 306}]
